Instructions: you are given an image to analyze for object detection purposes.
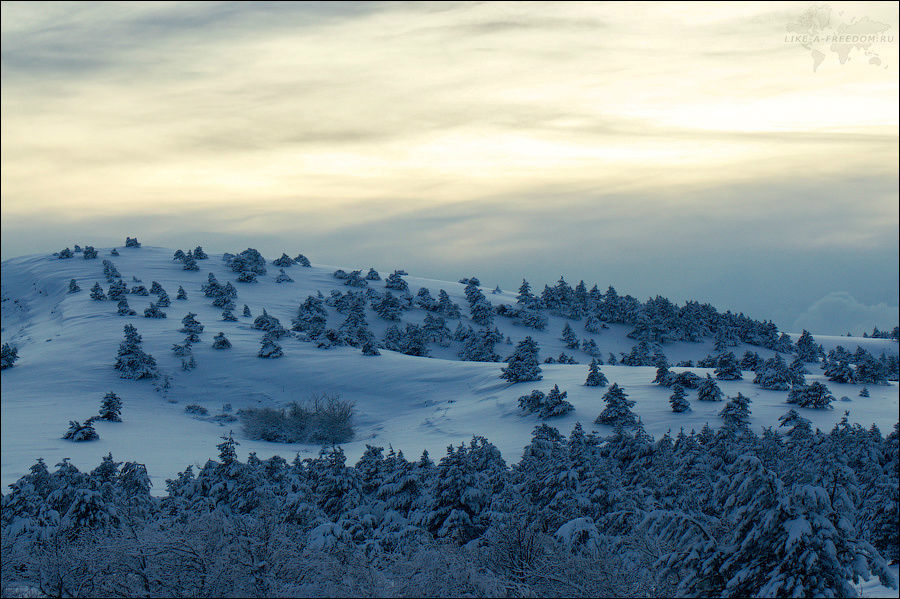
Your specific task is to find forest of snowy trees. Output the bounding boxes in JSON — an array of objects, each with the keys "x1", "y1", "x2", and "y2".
[{"x1": 1, "y1": 413, "x2": 897, "y2": 597}]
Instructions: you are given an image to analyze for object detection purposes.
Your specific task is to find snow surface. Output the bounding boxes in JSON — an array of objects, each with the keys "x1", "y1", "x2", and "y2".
[{"x1": 2, "y1": 245, "x2": 898, "y2": 494}]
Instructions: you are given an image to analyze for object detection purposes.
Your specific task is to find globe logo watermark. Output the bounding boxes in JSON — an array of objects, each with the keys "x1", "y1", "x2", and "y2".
[{"x1": 785, "y1": 4, "x2": 895, "y2": 72}]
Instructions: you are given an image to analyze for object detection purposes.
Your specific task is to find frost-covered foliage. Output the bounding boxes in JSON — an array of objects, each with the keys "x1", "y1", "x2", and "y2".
[
  {"x1": 714, "y1": 352, "x2": 742, "y2": 380},
  {"x1": 596, "y1": 383, "x2": 636, "y2": 426},
  {"x1": 240, "y1": 394, "x2": 354, "y2": 444},
  {"x1": 99, "y1": 392, "x2": 122, "y2": 422},
  {"x1": 2, "y1": 417, "x2": 897, "y2": 598},
  {"x1": 796, "y1": 329, "x2": 823, "y2": 363},
  {"x1": 1, "y1": 342, "x2": 19, "y2": 370},
  {"x1": 669, "y1": 384, "x2": 690, "y2": 413},
  {"x1": 180, "y1": 312, "x2": 204, "y2": 341},
  {"x1": 273, "y1": 253, "x2": 293, "y2": 268},
  {"x1": 384, "y1": 271, "x2": 408, "y2": 292},
  {"x1": 458, "y1": 327, "x2": 502, "y2": 362},
  {"x1": 518, "y1": 385, "x2": 574, "y2": 419},
  {"x1": 82, "y1": 245, "x2": 98, "y2": 259},
  {"x1": 212, "y1": 332, "x2": 232, "y2": 349},
  {"x1": 116, "y1": 298, "x2": 136, "y2": 316},
  {"x1": 67, "y1": 279, "x2": 80, "y2": 294},
  {"x1": 125, "y1": 237, "x2": 141, "y2": 248},
  {"x1": 62, "y1": 420, "x2": 99, "y2": 442},
  {"x1": 501, "y1": 336, "x2": 542, "y2": 383},
  {"x1": 90, "y1": 282, "x2": 106, "y2": 300},
  {"x1": 787, "y1": 381, "x2": 835, "y2": 409},
  {"x1": 102, "y1": 259, "x2": 121, "y2": 282},
  {"x1": 294, "y1": 253, "x2": 311, "y2": 267},
  {"x1": 57, "y1": 247, "x2": 73, "y2": 259},
  {"x1": 230, "y1": 248, "x2": 267, "y2": 276},
  {"x1": 584, "y1": 358, "x2": 608, "y2": 387},
  {"x1": 143, "y1": 302, "x2": 166, "y2": 319},
  {"x1": 753, "y1": 354, "x2": 792, "y2": 390},
  {"x1": 292, "y1": 295, "x2": 328, "y2": 338},
  {"x1": 257, "y1": 334, "x2": 283, "y2": 359},
  {"x1": 697, "y1": 374, "x2": 724, "y2": 402},
  {"x1": 113, "y1": 325, "x2": 158, "y2": 380},
  {"x1": 176, "y1": 285, "x2": 188, "y2": 300}
]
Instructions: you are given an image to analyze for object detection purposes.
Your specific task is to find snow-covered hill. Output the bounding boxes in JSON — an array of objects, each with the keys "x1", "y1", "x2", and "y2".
[{"x1": 2, "y1": 244, "x2": 897, "y2": 493}]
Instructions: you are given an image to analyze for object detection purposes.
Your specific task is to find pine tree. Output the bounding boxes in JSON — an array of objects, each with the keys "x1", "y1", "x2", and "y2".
[
  {"x1": 596, "y1": 383, "x2": 636, "y2": 426},
  {"x1": 221, "y1": 306, "x2": 237, "y2": 321},
  {"x1": 824, "y1": 359, "x2": 855, "y2": 384},
  {"x1": 365, "y1": 267, "x2": 380, "y2": 280},
  {"x1": 175, "y1": 285, "x2": 187, "y2": 300},
  {"x1": 385, "y1": 271, "x2": 408, "y2": 291},
  {"x1": 143, "y1": 302, "x2": 166, "y2": 318},
  {"x1": 516, "y1": 279, "x2": 534, "y2": 306},
  {"x1": 669, "y1": 384, "x2": 690, "y2": 413},
  {"x1": 273, "y1": 253, "x2": 293, "y2": 267},
  {"x1": 67, "y1": 279, "x2": 80, "y2": 294},
  {"x1": 258, "y1": 334, "x2": 283, "y2": 358},
  {"x1": 560, "y1": 322, "x2": 579, "y2": 349},
  {"x1": 787, "y1": 381, "x2": 835, "y2": 409},
  {"x1": 697, "y1": 374, "x2": 723, "y2": 402},
  {"x1": 243, "y1": 304, "x2": 251, "y2": 317},
  {"x1": 180, "y1": 312, "x2": 204, "y2": 341},
  {"x1": 584, "y1": 358, "x2": 608, "y2": 387},
  {"x1": 795, "y1": 329, "x2": 822, "y2": 363},
  {"x1": 541, "y1": 384, "x2": 574, "y2": 418},
  {"x1": 114, "y1": 324, "x2": 158, "y2": 380},
  {"x1": 1, "y1": 343, "x2": 19, "y2": 370},
  {"x1": 117, "y1": 298, "x2": 136, "y2": 316},
  {"x1": 82, "y1": 246, "x2": 97, "y2": 259},
  {"x1": 501, "y1": 337, "x2": 543, "y2": 383},
  {"x1": 90, "y1": 282, "x2": 106, "y2": 300},
  {"x1": 99, "y1": 392, "x2": 122, "y2": 422},
  {"x1": 275, "y1": 268, "x2": 294, "y2": 283},
  {"x1": 63, "y1": 420, "x2": 99, "y2": 442},
  {"x1": 212, "y1": 332, "x2": 231, "y2": 349},
  {"x1": 719, "y1": 392, "x2": 751, "y2": 431},
  {"x1": 156, "y1": 289, "x2": 171, "y2": 307},
  {"x1": 714, "y1": 352, "x2": 742, "y2": 380},
  {"x1": 859, "y1": 386, "x2": 870, "y2": 397}
]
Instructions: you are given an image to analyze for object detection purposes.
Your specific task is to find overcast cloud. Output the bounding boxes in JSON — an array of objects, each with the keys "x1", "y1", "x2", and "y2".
[{"x1": 2, "y1": 1, "x2": 897, "y2": 333}]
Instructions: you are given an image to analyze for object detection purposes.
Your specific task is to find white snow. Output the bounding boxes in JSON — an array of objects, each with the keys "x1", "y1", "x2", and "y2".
[{"x1": 2, "y1": 246, "x2": 898, "y2": 494}]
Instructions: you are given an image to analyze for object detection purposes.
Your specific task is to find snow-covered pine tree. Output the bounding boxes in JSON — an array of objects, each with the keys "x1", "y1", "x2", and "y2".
[
  {"x1": 212, "y1": 332, "x2": 231, "y2": 349},
  {"x1": 99, "y1": 392, "x2": 122, "y2": 421},
  {"x1": 117, "y1": 298, "x2": 136, "y2": 316},
  {"x1": 560, "y1": 322, "x2": 579, "y2": 349},
  {"x1": 1, "y1": 343, "x2": 19, "y2": 370},
  {"x1": 437, "y1": 289, "x2": 462, "y2": 319},
  {"x1": 63, "y1": 420, "x2": 99, "y2": 442},
  {"x1": 824, "y1": 359, "x2": 855, "y2": 384},
  {"x1": 596, "y1": 383, "x2": 636, "y2": 426},
  {"x1": 787, "y1": 381, "x2": 835, "y2": 409},
  {"x1": 257, "y1": 334, "x2": 283, "y2": 358},
  {"x1": 714, "y1": 352, "x2": 742, "y2": 380},
  {"x1": 697, "y1": 374, "x2": 723, "y2": 402},
  {"x1": 176, "y1": 285, "x2": 187, "y2": 300},
  {"x1": 221, "y1": 306, "x2": 237, "y2": 321},
  {"x1": 859, "y1": 386, "x2": 870, "y2": 397},
  {"x1": 719, "y1": 392, "x2": 751, "y2": 432},
  {"x1": 90, "y1": 282, "x2": 106, "y2": 300},
  {"x1": 82, "y1": 246, "x2": 97, "y2": 259},
  {"x1": 385, "y1": 271, "x2": 408, "y2": 291},
  {"x1": 243, "y1": 304, "x2": 251, "y2": 317},
  {"x1": 501, "y1": 336, "x2": 543, "y2": 383},
  {"x1": 143, "y1": 302, "x2": 166, "y2": 318},
  {"x1": 669, "y1": 384, "x2": 690, "y2": 413},
  {"x1": 156, "y1": 289, "x2": 170, "y2": 307},
  {"x1": 540, "y1": 384, "x2": 574, "y2": 419},
  {"x1": 275, "y1": 268, "x2": 294, "y2": 283},
  {"x1": 125, "y1": 237, "x2": 141, "y2": 248},
  {"x1": 114, "y1": 325, "x2": 158, "y2": 380},
  {"x1": 365, "y1": 267, "x2": 381, "y2": 280},
  {"x1": 180, "y1": 312, "x2": 204, "y2": 341},
  {"x1": 273, "y1": 253, "x2": 293, "y2": 267},
  {"x1": 182, "y1": 255, "x2": 199, "y2": 271},
  {"x1": 584, "y1": 358, "x2": 608, "y2": 387},
  {"x1": 795, "y1": 329, "x2": 822, "y2": 363},
  {"x1": 67, "y1": 279, "x2": 80, "y2": 294},
  {"x1": 293, "y1": 253, "x2": 311, "y2": 267}
]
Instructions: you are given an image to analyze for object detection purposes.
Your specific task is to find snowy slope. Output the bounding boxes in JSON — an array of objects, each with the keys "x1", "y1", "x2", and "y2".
[{"x1": 2, "y1": 244, "x2": 898, "y2": 493}]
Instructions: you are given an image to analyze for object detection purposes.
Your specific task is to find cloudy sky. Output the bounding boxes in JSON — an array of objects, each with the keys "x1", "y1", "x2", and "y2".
[{"x1": 2, "y1": 1, "x2": 898, "y2": 334}]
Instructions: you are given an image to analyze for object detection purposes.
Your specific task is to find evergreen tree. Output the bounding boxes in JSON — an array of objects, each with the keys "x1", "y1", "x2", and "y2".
[
  {"x1": 273, "y1": 253, "x2": 293, "y2": 267},
  {"x1": 258, "y1": 334, "x2": 283, "y2": 358},
  {"x1": 753, "y1": 354, "x2": 792, "y2": 390},
  {"x1": 67, "y1": 279, "x2": 80, "y2": 294},
  {"x1": 180, "y1": 312, "x2": 204, "y2": 341},
  {"x1": 143, "y1": 302, "x2": 166, "y2": 318},
  {"x1": 385, "y1": 271, "x2": 408, "y2": 291},
  {"x1": 1, "y1": 343, "x2": 19, "y2": 370},
  {"x1": 82, "y1": 246, "x2": 97, "y2": 259},
  {"x1": 63, "y1": 420, "x2": 99, "y2": 442},
  {"x1": 516, "y1": 279, "x2": 535, "y2": 306},
  {"x1": 107, "y1": 280, "x2": 127, "y2": 300},
  {"x1": 584, "y1": 358, "x2": 608, "y2": 387},
  {"x1": 117, "y1": 298, "x2": 136, "y2": 316},
  {"x1": 669, "y1": 384, "x2": 690, "y2": 412},
  {"x1": 90, "y1": 282, "x2": 106, "y2": 300},
  {"x1": 824, "y1": 359, "x2": 856, "y2": 384},
  {"x1": 275, "y1": 268, "x2": 294, "y2": 283},
  {"x1": 560, "y1": 322, "x2": 579, "y2": 349},
  {"x1": 212, "y1": 332, "x2": 231, "y2": 349},
  {"x1": 361, "y1": 340, "x2": 381, "y2": 356},
  {"x1": 719, "y1": 392, "x2": 752, "y2": 431},
  {"x1": 365, "y1": 267, "x2": 380, "y2": 280},
  {"x1": 859, "y1": 386, "x2": 870, "y2": 397},
  {"x1": 372, "y1": 290, "x2": 402, "y2": 321},
  {"x1": 596, "y1": 383, "x2": 636, "y2": 426},
  {"x1": 182, "y1": 255, "x2": 199, "y2": 271},
  {"x1": 795, "y1": 329, "x2": 822, "y2": 363},
  {"x1": 149, "y1": 281, "x2": 163, "y2": 294},
  {"x1": 787, "y1": 381, "x2": 835, "y2": 409},
  {"x1": 697, "y1": 374, "x2": 723, "y2": 402},
  {"x1": 114, "y1": 324, "x2": 158, "y2": 380},
  {"x1": 541, "y1": 384, "x2": 574, "y2": 418},
  {"x1": 99, "y1": 392, "x2": 122, "y2": 422},
  {"x1": 243, "y1": 304, "x2": 251, "y2": 317},
  {"x1": 176, "y1": 285, "x2": 187, "y2": 300},
  {"x1": 156, "y1": 290, "x2": 171, "y2": 307},
  {"x1": 714, "y1": 352, "x2": 742, "y2": 380},
  {"x1": 437, "y1": 289, "x2": 461, "y2": 319},
  {"x1": 500, "y1": 337, "x2": 543, "y2": 383}
]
